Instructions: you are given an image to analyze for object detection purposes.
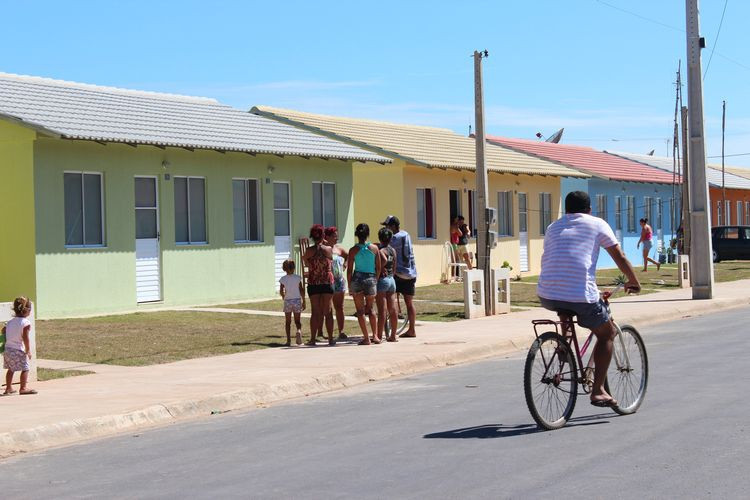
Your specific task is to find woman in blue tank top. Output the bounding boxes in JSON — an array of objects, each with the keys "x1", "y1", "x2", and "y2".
[{"x1": 347, "y1": 223, "x2": 382, "y2": 345}]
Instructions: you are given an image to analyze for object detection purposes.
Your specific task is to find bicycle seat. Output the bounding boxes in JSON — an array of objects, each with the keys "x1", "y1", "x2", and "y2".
[{"x1": 554, "y1": 309, "x2": 577, "y2": 317}]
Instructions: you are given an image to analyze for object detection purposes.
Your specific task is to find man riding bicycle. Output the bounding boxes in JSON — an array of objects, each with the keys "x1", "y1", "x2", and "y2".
[{"x1": 538, "y1": 191, "x2": 641, "y2": 408}]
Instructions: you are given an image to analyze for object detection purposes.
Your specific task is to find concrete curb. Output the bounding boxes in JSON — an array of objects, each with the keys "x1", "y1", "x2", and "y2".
[{"x1": 2, "y1": 294, "x2": 748, "y2": 457}]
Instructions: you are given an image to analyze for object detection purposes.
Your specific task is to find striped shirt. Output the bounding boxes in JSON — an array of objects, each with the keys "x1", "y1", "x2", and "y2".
[{"x1": 537, "y1": 213, "x2": 619, "y2": 303}]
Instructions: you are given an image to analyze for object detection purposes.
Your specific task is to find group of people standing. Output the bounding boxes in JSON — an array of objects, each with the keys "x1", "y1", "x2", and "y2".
[{"x1": 279, "y1": 215, "x2": 417, "y2": 347}]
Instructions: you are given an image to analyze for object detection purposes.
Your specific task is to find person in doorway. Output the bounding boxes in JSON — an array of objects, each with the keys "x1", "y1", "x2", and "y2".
[
  {"x1": 2, "y1": 297, "x2": 37, "y2": 396},
  {"x1": 347, "y1": 223, "x2": 381, "y2": 345},
  {"x1": 456, "y1": 215, "x2": 473, "y2": 270},
  {"x1": 324, "y1": 226, "x2": 349, "y2": 340},
  {"x1": 279, "y1": 259, "x2": 305, "y2": 346},
  {"x1": 637, "y1": 218, "x2": 661, "y2": 272},
  {"x1": 450, "y1": 216, "x2": 461, "y2": 279},
  {"x1": 302, "y1": 224, "x2": 335, "y2": 346},
  {"x1": 382, "y1": 215, "x2": 417, "y2": 338},
  {"x1": 538, "y1": 191, "x2": 640, "y2": 408},
  {"x1": 376, "y1": 227, "x2": 399, "y2": 343}
]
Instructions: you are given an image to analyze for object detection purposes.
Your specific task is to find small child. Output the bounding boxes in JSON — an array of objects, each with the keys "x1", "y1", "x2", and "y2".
[
  {"x1": 2, "y1": 297, "x2": 37, "y2": 395},
  {"x1": 279, "y1": 260, "x2": 305, "y2": 346}
]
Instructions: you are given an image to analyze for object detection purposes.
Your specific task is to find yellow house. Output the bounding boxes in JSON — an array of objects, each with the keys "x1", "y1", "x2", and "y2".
[{"x1": 252, "y1": 106, "x2": 589, "y2": 284}]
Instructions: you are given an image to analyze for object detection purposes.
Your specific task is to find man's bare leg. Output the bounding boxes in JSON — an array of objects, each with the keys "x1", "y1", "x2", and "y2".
[
  {"x1": 400, "y1": 294, "x2": 417, "y2": 337},
  {"x1": 591, "y1": 320, "x2": 617, "y2": 404}
]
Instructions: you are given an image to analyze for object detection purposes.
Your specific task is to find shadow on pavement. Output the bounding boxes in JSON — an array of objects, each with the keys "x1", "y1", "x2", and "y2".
[{"x1": 423, "y1": 414, "x2": 613, "y2": 439}]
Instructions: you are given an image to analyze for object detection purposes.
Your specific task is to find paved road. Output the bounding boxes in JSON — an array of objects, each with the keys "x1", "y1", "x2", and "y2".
[{"x1": 3, "y1": 308, "x2": 750, "y2": 499}]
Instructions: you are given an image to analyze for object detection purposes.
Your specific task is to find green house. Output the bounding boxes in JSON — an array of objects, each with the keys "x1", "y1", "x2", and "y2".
[{"x1": 0, "y1": 73, "x2": 388, "y2": 318}]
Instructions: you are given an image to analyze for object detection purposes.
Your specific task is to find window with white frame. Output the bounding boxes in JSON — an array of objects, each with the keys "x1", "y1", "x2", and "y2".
[
  {"x1": 174, "y1": 176, "x2": 207, "y2": 244},
  {"x1": 746, "y1": 201, "x2": 750, "y2": 225},
  {"x1": 417, "y1": 188, "x2": 435, "y2": 239},
  {"x1": 643, "y1": 196, "x2": 653, "y2": 224},
  {"x1": 596, "y1": 194, "x2": 608, "y2": 221},
  {"x1": 737, "y1": 201, "x2": 743, "y2": 227},
  {"x1": 232, "y1": 179, "x2": 262, "y2": 242},
  {"x1": 656, "y1": 197, "x2": 663, "y2": 232},
  {"x1": 725, "y1": 200, "x2": 732, "y2": 225},
  {"x1": 627, "y1": 196, "x2": 636, "y2": 232},
  {"x1": 497, "y1": 191, "x2": 513, "y2": 236},
  {"x1": 312, "y1": 182, "x2": 336, "y2": 228},
  {"x1": 717, "y1": 200, "x2": 723, "y2": 225},
  {"x1": 539, "y1": 192, "x2": 552, "y2": 235},
  {"x1": 615, "y1": 196, "x2": 623, "y2": 231},
  {"x1": 64, "y1": 172, "x2": 104, "y2": 247}
]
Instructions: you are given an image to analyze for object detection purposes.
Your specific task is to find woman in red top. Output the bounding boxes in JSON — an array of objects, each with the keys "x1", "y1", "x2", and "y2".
[
  {"x1": 637, "y1": 218, "x2": 661, "y2": 272},
  {"x1": 302, "y1": 224, "x2": 335, "y2": 346}
]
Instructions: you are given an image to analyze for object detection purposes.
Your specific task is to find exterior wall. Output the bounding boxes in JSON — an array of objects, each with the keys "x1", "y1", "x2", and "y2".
[
  {"x1": 560, "y1": 178, "x2": 679, "y2": 270},
  {"x1": 352, "y1": 160, "x2": 405, "y2": 231},
  {"x1": 33, "y1": 138, "x2": 355, "y2": 318},
  {"x1": 399, "y1": 164, "x2": 562, "y2": 285},
  {"x1": 709, "y1": 186, "x2": 750, "y2": 226},
  {"x1": 0, "y1": 121, "x2": 37, "y2": 304}
]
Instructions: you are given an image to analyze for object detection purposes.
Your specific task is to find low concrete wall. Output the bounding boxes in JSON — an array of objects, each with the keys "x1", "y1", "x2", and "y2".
[{"x1": 0, "y1": 302, "x2": 37, "y2": 383}]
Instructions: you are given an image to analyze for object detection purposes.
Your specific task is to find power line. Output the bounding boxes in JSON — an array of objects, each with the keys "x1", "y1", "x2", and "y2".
[
  {"x1": 703, "y1": 0, "x2": 729, "y2": 81},
  {"x1": 707, "y1": 152, "x2": 750, "y2": 158}
]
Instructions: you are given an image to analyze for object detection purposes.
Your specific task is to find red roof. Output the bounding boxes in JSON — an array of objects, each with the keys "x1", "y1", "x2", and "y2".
[{"x1": 487, "y1": 136, "x2": 679, "y2": 184}]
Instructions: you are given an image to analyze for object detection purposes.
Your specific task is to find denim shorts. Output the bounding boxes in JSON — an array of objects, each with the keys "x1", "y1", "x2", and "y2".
[
  {"x1": 642, "y1": 240, "x2": 653, "y2": 252},
  {"x1": 539, "y1": 297, "x2": 611, "y2": 330},
  {"x1": 350, "y1": 271, "x2": 377, "y2": 296},
  {"x1": 377, "y1": 276, "x2": 396, "y2": 294}
]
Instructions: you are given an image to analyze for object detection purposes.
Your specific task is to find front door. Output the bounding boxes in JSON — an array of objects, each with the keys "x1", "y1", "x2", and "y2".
[
  {"x1": 518, "y1": 193, "x2": 529, "y2": 272},
  {"x1": 273, "y1": 181, "x2": 292, "y2": 287},
  {"x1": 135, "y1": 176, "x2": 161, "y2": 302}
]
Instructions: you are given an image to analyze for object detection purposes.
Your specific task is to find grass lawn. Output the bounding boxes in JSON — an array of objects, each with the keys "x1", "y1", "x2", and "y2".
[
  {"x1": 36, "y1": 311, "x2": 289, "y2": 366},
  {"x1": 37, "y1": 367, "x2": 94, "y2": 381}
]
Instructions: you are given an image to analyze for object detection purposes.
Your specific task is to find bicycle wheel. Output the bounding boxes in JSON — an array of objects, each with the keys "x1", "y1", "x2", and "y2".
[
  {"x1": 524, "y1": 332, "x2": 579, "y2": 430},
  {"x1": 605, "y1": 324, "x2": 648, "y2": 415},
  {"x1": 384, "y1": 293, "x2": 410, "y2": 335}
]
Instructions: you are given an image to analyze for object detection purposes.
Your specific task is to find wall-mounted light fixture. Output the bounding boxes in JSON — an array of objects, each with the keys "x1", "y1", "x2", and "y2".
[
  {"x1": 161, "y1": 160, "x2": 171, "y2": 169},
  {"x1": 267, "y1": 165, "x2": 275, "y2": 174}
]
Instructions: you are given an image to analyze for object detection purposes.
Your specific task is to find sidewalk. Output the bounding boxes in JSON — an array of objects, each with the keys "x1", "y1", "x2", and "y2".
[{"x1": 1, "y1": 280, "x2": 748, "y2": 457}]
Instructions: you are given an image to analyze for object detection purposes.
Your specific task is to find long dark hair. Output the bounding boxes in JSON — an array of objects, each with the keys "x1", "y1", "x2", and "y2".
[{"x1": 354, "y1": 223, "x2": 370, "y2": 242}]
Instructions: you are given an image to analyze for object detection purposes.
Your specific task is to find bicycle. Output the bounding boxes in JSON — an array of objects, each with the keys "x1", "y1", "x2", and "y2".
[
  {"x1": 384, "y1": 292, "x2": 410, "y2": 336},
  {"x1": 523, "y1": 285, "x2": 649, "y2": 430}
]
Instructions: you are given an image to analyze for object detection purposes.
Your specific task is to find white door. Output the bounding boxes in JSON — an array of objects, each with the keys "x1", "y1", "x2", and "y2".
[
  {"x1": 273, "y1": 182, "x2": 292, "y2": 288},
  {"x1": 135, "y1": 177, "x2": 161, "y2": 302},
  {"x1": 518, "y1": 193, "x2": 529, "y2": 272}
]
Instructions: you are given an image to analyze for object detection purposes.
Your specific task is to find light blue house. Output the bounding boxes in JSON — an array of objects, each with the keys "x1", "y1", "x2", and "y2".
[{"x1": 487, "y1": 137, "x2": 681, "y2": 269}]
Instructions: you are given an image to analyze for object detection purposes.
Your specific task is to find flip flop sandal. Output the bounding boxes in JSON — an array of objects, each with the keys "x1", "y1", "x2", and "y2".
[
  {"x1": 20, "y1": 390, "x2": 38, "y2": 395},
  {"x1": 358, "y1": 339, "x2": 371, "y2": 345},
  {"x1": 590, "y1": 398, "x2": 618, "y2": 408}
]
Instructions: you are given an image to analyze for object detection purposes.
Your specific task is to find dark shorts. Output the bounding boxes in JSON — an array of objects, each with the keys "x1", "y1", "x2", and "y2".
[
  {"x1": 539, "y1": 297, "x2": 611, "y2": 330},
  {"x1": 394, "y1": 276, "x2": 416, "y2": 296},
  {"x1": 308, "y1": 284, "x2": 334, "y2": 296}
]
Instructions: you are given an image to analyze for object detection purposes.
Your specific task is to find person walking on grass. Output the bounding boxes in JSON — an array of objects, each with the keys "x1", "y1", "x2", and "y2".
[
  {"x1": 2, "y1": 297, "x2": 37, "y2": 396},
  {"x1": 382, "y1": 215, "x2": 417, "y2": 338},
  {"x1": 376, "y1": 227, "x2": 399, "y2": 342},
  {"x1": 302, "y1": 224, "x2": 335, "y2": 346},
  {"x1": 279, "y1": 259, "x2": 305, "y2": 346},
  {"x1": 325, "y1": 226, "x2": 349, "y2": 340},
  {"x1": 347, "y1": 223, "x2": 381, "y2": 345},
  {"x1": 637, "y1": 218, "x2": 661, "y2": 272}
]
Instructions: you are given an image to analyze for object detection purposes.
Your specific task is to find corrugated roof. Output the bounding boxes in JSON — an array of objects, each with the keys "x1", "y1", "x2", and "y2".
[
  {"x1": 718, "y1": 165, "x2": 750, "y2": 182},
  {"x1": 608, "y1": 151, "x2": 750, "y2": 190},
  {"x1": 252, "y1": 106, "x2": 588, "y2": 177},
  {"x1": 0, "y1": 72, "x2": 389, "y2": 163},
  {"x1": 487, "y1": 136, "x2": 678, "y2": 184}
]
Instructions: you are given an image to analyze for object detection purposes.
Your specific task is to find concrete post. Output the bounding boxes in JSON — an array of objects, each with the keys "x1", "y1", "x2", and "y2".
[
  {"x1": 462, "y1": 269, "x2": 485, "y2": 319},
  {"x1": 0, "y1": 301, "x2": 37, "y2": 383},
  {"x1": 490, "y1": 268, "x2": 511, "y2": 315}
]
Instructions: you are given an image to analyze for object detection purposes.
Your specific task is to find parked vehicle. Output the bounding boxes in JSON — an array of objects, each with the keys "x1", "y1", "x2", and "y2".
[{"x1": 711, "y1": 226, "x2": 750, "y2": 262}]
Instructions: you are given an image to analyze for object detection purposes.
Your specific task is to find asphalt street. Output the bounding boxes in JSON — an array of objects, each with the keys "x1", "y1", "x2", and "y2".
[{"x1": 2, "y1": 307, "x2": 749, "y2": 499}]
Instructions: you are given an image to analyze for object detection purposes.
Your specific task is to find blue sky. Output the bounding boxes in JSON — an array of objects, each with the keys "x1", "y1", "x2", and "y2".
[{"x1": 3, "y1": 0, "x2": 749, "y2": 166}]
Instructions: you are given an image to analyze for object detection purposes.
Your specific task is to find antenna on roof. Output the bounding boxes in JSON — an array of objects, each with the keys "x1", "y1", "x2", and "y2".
[
  {"x1": 535, "y1": 132, "x2": 543, "y2": 139},
  {"x1": 648, "y1": 149, "x2": 655, "y2": 156},
  {"x1": 469, "y1": 124, "x2": 472, "y2": 136},
  {"x1": 545, "y1": 128, "x2": 564, "y2": 143}
]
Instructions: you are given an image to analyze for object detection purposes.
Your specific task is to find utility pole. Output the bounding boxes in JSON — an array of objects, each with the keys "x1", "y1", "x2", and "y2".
[
  {"x1": 680, "y1": 105, "x2": 691, "y2": 257},
  {"x1": 685, "y1": 0, "x2": 714, "y2": 299},
  {"x1": 473, "y1": 49, "x2": 492, "y2": 315},
  {"x1": 721, "y1": 100, "x2": 726, "y2": 222},
  {"x1": 671, "y1": 61, "x2": 681, "y2": 240}
]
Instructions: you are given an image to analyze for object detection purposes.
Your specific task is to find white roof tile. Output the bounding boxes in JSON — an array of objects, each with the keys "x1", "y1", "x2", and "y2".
[
  {"x1": 607, "y1": 151, "x2": 750, "y2": 190},
  {"x1": 0, "y1": 73, "x2": 388, "y2": 163}
]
